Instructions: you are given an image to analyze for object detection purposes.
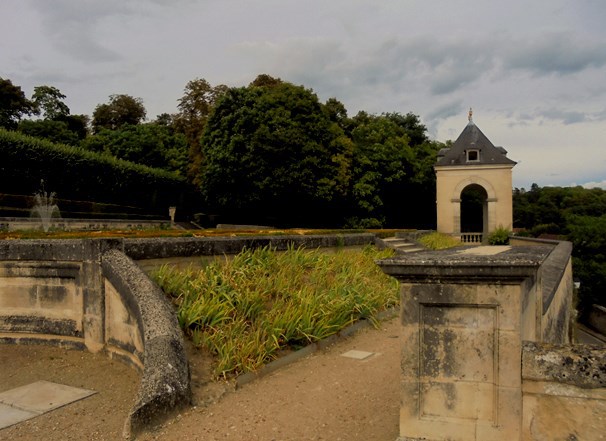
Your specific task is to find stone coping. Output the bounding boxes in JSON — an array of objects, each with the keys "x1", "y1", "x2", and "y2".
[
  {"x1": 377, "y1": 244, "x2": 553, "y2": 283},
  {"x1": 539, "y1": 241, "x2": 573, "y2": 314},
  {"x1": 123, "y1": 233, "x2": 376, "y2": 260},
  {"x1": 101, "y1": 250, "x2": 191, "y2": 439},
  {"x1": 523, "y1": 341, "x2": 606, "y2": 389}
]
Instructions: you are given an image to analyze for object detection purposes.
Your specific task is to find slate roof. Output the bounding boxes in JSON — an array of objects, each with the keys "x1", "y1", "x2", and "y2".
[{"x1": 436, "y1": 121, "x2": 516, "y2": 167}]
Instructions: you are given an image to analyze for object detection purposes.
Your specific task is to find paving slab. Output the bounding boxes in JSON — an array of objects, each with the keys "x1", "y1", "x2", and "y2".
[
  {"x1": 341, "y1": 350, "x2": 374, "y2": 360},
  {"x1": 0, "y1": 380, "x2": 96, "y2": 428},
  {"x1": 457, "y1": 245, "x2": 511, "y2": 256},
  {"x1": 0, "y1": 403, "x2": 37, "y2": 430}
]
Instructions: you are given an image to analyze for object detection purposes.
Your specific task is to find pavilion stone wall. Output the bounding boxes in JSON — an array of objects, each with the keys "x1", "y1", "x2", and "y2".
[{"x1": 379, "y1": 240, "x2": 605, "y2": 441}]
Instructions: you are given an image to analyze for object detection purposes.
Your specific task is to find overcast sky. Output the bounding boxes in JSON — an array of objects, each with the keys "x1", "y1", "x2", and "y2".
[{"x1": 2, "y1": 0, "x2": 606, "y2": 189}]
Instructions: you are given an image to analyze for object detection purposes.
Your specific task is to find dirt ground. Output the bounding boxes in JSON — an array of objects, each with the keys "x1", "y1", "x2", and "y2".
[
  {"x1": 0, "y1": 344, "x2": 139, "y2": 441},
  {"x1": 1, "y1": 316, "x2": 401, "y2": 441}
]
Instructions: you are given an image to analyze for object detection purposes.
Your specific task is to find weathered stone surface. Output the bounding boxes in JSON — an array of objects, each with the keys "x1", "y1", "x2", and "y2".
[
  {"x1": 522, "y1": 343, "x2": 606, "y2": 441},
  {"x1": 379, "y1": 239, "x2": 578, "y2": 441},
  {"x1": 378, "y1": 244, "x2": 551, "y2": 283},
  {"x1": 523, "y1": 342, "x2": 606, "y2": 389},
  {"x1": 101, "y1": 249, "x2": 191, "y2": 439}
]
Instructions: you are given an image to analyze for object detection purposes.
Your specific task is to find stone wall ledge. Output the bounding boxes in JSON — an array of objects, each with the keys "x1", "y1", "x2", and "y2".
[
  {"x1": 124, "y1": 233, "x2": 375, "y2": 260},
  {"x1": 377, "y1": 244, "x2": 552, "y2": 283},
  {"x1": 101, "y1": 249, "x2": 191, "y2": 439},
  {"x1": 523, "y1": 341, "x2": 606, "y2": 389},
  {"x1": 537, "y1": 240, "x2": 573, "y2": 314}
]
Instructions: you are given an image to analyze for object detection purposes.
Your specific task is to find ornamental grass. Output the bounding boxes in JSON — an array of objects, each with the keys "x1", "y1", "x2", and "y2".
[
  {"x1": 152, "y1": 245, "x2": 398, "y2": 378},
  {"x1": 418, "y1": 231, "x2": 462, "y2": 250}
]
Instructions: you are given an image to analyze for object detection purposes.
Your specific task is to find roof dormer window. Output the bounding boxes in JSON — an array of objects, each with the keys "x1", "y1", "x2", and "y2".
[{"x1": 467, "y1": 149, "x2": 480, "y2": 162}]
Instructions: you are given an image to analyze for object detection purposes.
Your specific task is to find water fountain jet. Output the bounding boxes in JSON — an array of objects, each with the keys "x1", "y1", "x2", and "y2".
[{"x1": 30, "y1": 181, "x2": 61, "y2": 232}]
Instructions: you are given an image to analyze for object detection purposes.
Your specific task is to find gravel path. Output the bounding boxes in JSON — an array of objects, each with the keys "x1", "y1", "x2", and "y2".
[{"x1": 1, "y1": 316, "x2": 401, "y2": 441}]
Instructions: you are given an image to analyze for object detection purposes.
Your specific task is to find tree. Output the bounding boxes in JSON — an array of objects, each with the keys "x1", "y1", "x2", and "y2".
[
  {"x1": 249, "y1": 73, "x2": 283, "y2": 88},
  {"x1": 81, "y1": 123, "x2": 188, "y2": 175},
  {"x1": 16, "y1": 85, "x2": 88, "y2": 144},
  {"x1": 200, "y1": 81, "x2": 351, "y2": 226},
  {"x1": 345, "y1": 112, "x2": 413, "y2": 227},
  {"x1": 31, "y1": 85, "x2": 70, "y2": 120},
  {"x1": 92, "y1": 94, "x2": 146, "y2": 133},
  {"x1": 384, "y1": 112, "x2": 429, "y2": 146},
  {"x1": 0, "y1": 77, "x2": 34, "y2": 129},
  {"x1": 17, "y1": 119, "x2": 80, "y2": 145},
  {"x1": 512, "y1": 184, "x2": 606, "y2": 315},
  {"x1": 174, "y1": 78, "x2": 228, "y2": 184},
  {"x1": 323, "y1": 97, "x2": 348, "y2": 127}
]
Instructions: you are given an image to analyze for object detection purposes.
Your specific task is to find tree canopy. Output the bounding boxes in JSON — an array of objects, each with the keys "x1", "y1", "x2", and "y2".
[
  {"x1": 200, "y1": 81, "x2": 351, "y2": 226},
  {"x1": 173, "y1": 78, "x2": 228, "y2": 184},
  {"x1": 0, "y1": 77, "x2": 34, "y2": 129},
  {"x1": 82, "y1": 123, "x2": 188, "y2": 175},
  {"x1": 513, "y1": 184, "x2": 606, "y2": 315},
  {"x1": 0, "y1": 74, "x2": 441, "y2": 230},
  {"x1": 92, "y1": 94, "x2": 146, "y2": 133},
  {"x1": 31, "y1": 85, "x2": 70, "y2": 120}
]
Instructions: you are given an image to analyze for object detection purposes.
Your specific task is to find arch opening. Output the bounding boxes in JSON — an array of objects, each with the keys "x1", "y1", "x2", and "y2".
[{"x1": 460, "y1": 184, "x2": 488, "y2": 235}]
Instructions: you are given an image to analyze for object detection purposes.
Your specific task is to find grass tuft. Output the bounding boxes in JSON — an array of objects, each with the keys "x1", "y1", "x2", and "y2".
[
  {"x1": 152, "y1": 245, "x2": 398, "y2": 378},
  {"x1": 418, "y1": 232, "x2": 461, "y2": 250}
]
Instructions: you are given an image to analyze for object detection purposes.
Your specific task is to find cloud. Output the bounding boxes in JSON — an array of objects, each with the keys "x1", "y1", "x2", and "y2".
[
  {"x1": 426, "y1": 100, "x2": 464, "y2": 127},
  {"x1": 503, "y1": 32, "x2": 606, "y2": 75},
  {"x1": 582, "y1": 180, "x2": 606, "y2": 190},
  {"x1": 27, "y1": 0, "x2": 187, "y2": 63}
]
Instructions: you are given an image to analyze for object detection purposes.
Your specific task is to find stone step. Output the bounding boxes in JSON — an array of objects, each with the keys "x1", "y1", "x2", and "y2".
[{"x1": 397, "y1": 247, "x2": 424, "y2": 253}]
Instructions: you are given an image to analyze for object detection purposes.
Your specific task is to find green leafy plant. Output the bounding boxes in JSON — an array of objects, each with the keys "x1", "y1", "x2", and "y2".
[
  {"x1": 487, "y1": 227, "x2": 511, "y2": 245},
  {"x1": 152, "y1": 245, "x2": 399, "y2": 378}
]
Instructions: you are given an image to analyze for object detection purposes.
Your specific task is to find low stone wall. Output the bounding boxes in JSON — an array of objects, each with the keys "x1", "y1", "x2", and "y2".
[
  {"x1": 0, "y1": 217, "x2": 169, "y2": 231},
  {"x1": 587, "y1": 304, "x2": 606, "y2": 335},
  {"x1": 538, "y1": 241, "x2": 574, "y2": 343},
  {"x1": 522, "y1": 342, "x2": 606, "y2": 440},
  {"x1": 123, "y1": 233, "x2": 375, "y2": 260}
]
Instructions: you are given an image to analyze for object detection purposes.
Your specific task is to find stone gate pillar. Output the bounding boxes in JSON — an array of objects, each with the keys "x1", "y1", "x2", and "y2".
[{"x1": 378, "y1": 245, "x2": 551, "y2": 441}]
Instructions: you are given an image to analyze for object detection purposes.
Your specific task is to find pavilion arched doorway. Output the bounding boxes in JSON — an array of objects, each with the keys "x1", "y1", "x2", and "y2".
[{"x1": 460, "y1": 184, "x2": 488, "y2": 243}]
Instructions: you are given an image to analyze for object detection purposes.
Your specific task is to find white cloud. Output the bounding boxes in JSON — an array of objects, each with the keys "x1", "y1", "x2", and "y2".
[{"x1": 582, "y1": 180, "x2": 606, "y2": 190}]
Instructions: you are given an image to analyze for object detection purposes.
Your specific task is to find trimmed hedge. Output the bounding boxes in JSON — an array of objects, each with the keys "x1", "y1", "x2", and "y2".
[{"x1": 0, "y1": 129, "x2": 201, "y2": 215}]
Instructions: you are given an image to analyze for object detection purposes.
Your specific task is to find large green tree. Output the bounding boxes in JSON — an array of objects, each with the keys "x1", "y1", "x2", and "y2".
[
  {"x1": 31, "y1": 85, "x2": 70, "y2": 120},
  {"x1": 17, "y1": 119, "x2": 80, "y2": 145},
  {"x1": 200, "y1": 80, "x2": 351, "y2": 226},
  {"x1": 0, "y1": 78, "x2": 34, "y2": 129},
  {"x1": 343, "y1": 111, "x2": 439, "y2": 228},
  {"x1": 92, "y1": 94, "x2": 146, "y2": 133},
  {"x1": 345, "y1": 112, "x2": 412, "y2": 227},
  {"x1": 173, "y1": 78, "x2": 228, "y2": 184}
]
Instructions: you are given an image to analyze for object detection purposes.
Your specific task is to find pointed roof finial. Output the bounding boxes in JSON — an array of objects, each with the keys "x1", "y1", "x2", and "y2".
[{"x1": 468, "y1": 107, "x2": 473, "y2": 122}]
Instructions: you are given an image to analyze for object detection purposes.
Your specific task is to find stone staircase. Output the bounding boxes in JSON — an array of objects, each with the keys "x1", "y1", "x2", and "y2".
[{"x1": 379, "y1": 236, "x2": 425, "y2": 254}]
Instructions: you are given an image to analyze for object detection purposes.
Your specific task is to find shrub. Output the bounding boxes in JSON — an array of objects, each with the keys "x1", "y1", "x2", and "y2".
[
  {"x1": 487, "y1": 227, "x2": 511, "y2": 245},
  {"x1": 0, "y1": 128, "x2": 200, "y2": 214}
]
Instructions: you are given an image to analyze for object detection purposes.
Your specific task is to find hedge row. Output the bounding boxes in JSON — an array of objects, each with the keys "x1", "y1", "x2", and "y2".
[{"x1": 0, "y1": 129, "x2": 202, "y2": 215}]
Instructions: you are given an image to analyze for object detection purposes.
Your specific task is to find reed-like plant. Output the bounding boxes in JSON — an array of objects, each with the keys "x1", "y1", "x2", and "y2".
[
  {"x1": 418, "y1": 232, "x2": 462, "y2": 250},
  {"x1": 152, "y1": 244, "x2": 398, "y2": 378}
]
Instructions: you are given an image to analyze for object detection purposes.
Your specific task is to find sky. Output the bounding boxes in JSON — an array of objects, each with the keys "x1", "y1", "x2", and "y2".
[{"x1": 2, "y1": 0, "x2": 606, "y2": 190}]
